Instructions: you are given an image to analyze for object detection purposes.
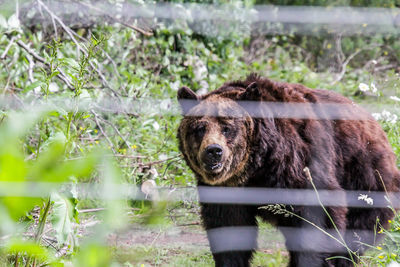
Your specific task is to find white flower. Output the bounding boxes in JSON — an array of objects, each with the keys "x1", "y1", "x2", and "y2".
[
  {"x1": 194, "y1": 61, "x2": 208, "y2": 81},
  {"x1": 358, "y1": 194, "x2": 374, "y2": 205},
  {"x1": 370, "y1": 83, "x2": 377, "y2": 93},
  {"x1": 388, "y1": 261, "x2": 400, "y2": 267},
  {"x1": 382, "y1": 109, "x2": 391, "y2": 118},
  {"x1": 389, "y1": 114, "x2": 398, "y2": 124},
  {"x1": 371, "y1": 60, "x2": 378, "y2": 65},
  {"x1": 49, "y1": 82, "x2": 59, "y2": 93},
  {"x1": 358, "y1": 83, "x2": 370, "y2": 92},
  {"x1": 170, "y1": 80, "x2": 180, "y2": 91},
  {"x1": 152, "y1": 121, "x2": 160, "y2": 131},
  {"x1": 371, "y1": 113, "x2": 382, "y2": 120},
  {"x1": 197, "y1": 80, "x2": 209, "y2": 95},
  {"x1": 390, "y1": 96, "x2": 400, "y2": 102},
  {"x1": 375, "y1": 110, "x2": 399, "y2": 124},
  {"x1": 382, "y1": 110, "x2": 398, "y2": 124},
  {"x1": 158, "y1": 153, "x2": 168, "y2": 161}
]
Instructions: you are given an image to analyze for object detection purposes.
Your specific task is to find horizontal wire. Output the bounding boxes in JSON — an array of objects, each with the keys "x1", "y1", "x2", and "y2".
[
  {"x1": 1, "y1": 96, "x2": 398, "y2": 120},
  {"x1": 0, "y1": 182, "x2": 397, "y2": 208},
  {"x1": 207, "y1": 225, "x2": 377, "y2": 253},
  {"x1": 18, "y1": 1, "x2": 400, "y2": 36}
]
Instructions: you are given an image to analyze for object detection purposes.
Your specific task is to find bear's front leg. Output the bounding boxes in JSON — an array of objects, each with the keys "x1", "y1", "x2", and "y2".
[
  {"x1": 200, "y1": 203, "x2": 258, "y2": 267},
  {"x1": 280, "y1": 205, "x2": 348, "y2": 267}
]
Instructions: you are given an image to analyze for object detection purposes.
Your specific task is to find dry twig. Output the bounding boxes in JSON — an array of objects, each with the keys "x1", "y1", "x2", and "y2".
[
  {"x1": 331, "y1": 43, "x2": 381, "y2": 85},
  {"x1": 0, "y1": 36, "x2": 16, "y2": 59},
  {"x1": 91, "y1": 109, "x2": 116, "y2": 154},
  {"x1": 98, "y1": 116, "x2": 132, "y2": 150},
  {"x1": 120, "y1": 156, "x2": 181, "y2": 168},
  {"x1": 78, "y1": 208, "x2": 106, "y2": 213}
]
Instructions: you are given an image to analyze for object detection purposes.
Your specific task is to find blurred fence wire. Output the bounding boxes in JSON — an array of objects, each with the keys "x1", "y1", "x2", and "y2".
[
  {"x1": 17, "y1": 1, "x2": 400, "y2": 36},
  {"x1": 0, "y1": 182, "x2": 397, "y2": 209},
  {"x1": 1, "y1": 96, "x2": 400, "y2": 120}
]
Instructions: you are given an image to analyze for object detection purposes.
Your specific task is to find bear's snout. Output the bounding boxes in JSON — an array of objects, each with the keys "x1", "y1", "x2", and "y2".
[{"x1": 201, "y1": 144, "x2": 223, "y2": 171}]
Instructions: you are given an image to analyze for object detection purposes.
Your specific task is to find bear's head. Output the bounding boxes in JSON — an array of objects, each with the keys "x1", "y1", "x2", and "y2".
[{"x1": 177, "y1": 85, "x2": 256, "y2": 186}]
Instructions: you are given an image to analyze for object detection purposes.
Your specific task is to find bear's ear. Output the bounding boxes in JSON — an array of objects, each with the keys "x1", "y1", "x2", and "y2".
[
  {"x1": 240, "y1": 82, "x2": 261, "y2": 100},
  {"x1": 177, "y1": 86, "x2": 199, "y2": 115}
]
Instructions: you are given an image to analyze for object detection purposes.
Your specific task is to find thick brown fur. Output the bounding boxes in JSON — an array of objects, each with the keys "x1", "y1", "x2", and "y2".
[{"x1": 177, "y1": 74, "x2": 400, "y2": 267}]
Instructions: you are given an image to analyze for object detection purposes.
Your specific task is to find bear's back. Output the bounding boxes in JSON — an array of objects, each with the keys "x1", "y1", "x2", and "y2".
[{"x1": 202, "y1": 76, "x2": 399, "y2": 191}]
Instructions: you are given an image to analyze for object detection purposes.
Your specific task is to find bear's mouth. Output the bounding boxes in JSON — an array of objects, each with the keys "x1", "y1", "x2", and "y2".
[{"x1": 204, "y1": 162, "x2": 223, "y2": 173}]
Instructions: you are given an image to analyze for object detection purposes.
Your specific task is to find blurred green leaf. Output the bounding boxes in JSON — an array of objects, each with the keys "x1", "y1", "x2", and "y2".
[
  {"x1": 7, "y1": 240, "x2": 51, "y2": 262},
  {"x1": 7, "y1": 13, "x2": 20, "y2": 30},
  {"x1": 23, "y1": 81, "x2": 43, "y2": 93},
  {"x1": 51, "y1": 192, "x2": 73, "y2": 245},
  {"x1": 0, "y1": 14, "x2": 7, "y2": 29},
  {"x1": 73, "y1": 244, "x2": 111, "y2": 267}
]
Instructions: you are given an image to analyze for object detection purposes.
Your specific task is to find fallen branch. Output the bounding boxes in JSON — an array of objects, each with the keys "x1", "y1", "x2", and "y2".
[
  {"x1": 26, "y1": 55, "x2": 35, "y2": 83},
  {"x1": 98, "y1": 116, "x2": 132, "y2": 150},
  {"x1": 374, "y1": 63, "x2": 397, "y2": 72},
  {"x1": 120, "y1": 156, "x2": 181, "y2": 168},
  {"x1": 0, "y1": 36, "x2": 16, "y2": 59},
  {"x1": 330, "y1": 43, "x2": 381, "y2": 85},
  {"x1": 177, "y1": 222, "x2": 201, "y2": 227},
  {"x1": 78, "y1": 208, "x2": 106, "y2": 213},
  {"x1": 114, "y1": 154, "x2": 147, "y2": 159},
  {"x1": 76, "y1": 0, "x2": 153, "y2": 36},
  {"x1": 91, "y1": 109, "x2": 116, "y2": 154}
]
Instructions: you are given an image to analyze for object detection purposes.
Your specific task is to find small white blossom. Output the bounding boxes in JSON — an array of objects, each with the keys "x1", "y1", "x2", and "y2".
[
  {"x1": 170, "y1": 80, "x2": 180, "y2": 91},
  {"x1": 390, "y1": 114, "x2": 398, "y2": 124},
  {"x1": 371, "y1": 60, "x2": 378, "y2": 65},
  {"x1": 152, "y1": 121, "x2": 160, "y2": 131},
  {"x1": 49, "y1": 82, "x2": 59, "y2": 93},
  {"x1": 370, "y1": 83, "x2": 378, "y2": 93},
  {"x1": 382, "y1": 110, "x2": 398, "y2": 124},
  {"x1": 358, "y1": 194, "x2": 374, "y2": 205},
  {"x1": 371, "y1": 113, "x2": 382, "y2": 120},
  {"x1": 382, "y1": 110, "x2": 391, "y2": 118},
  {"x1": 387, "y1": 261, "x2": 400, "y2": 267},
  {"x1": 358, "y1": 83, "x2": 370, "y2": 92},
  {"x1": 390, "y1": 96, "x2": 400, "y2": 102},
  {"x1": 197, "y1": 80, "x2": 209, "y2": 95},
  {"x1": 158, "y1": 153, "x2": 168, "y2": 161},
  {"x1": 373, "y1": 110, "x2": 398, "y2": 124}
]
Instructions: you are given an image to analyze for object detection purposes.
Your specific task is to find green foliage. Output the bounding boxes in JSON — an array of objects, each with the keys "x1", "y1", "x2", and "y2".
[
  {"x1": 51, "y1": 192, "x2": 74, "y2": 245},
  {"x1": 73, "y1": 244, "x2": 112, "y2": 267}
]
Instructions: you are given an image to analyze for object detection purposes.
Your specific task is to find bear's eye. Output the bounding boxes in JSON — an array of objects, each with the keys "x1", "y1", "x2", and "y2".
[
  {"x1": 222, "y1": 126, "x2": 232, "y2": 136},
  {"x1": 194, "y1": 125, "x2": 206, "y2": 138}
]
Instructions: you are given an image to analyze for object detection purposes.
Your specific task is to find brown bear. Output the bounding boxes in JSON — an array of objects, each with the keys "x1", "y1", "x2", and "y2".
[{"x1": 177, "y1": 74, "x2": 400, "y2": 267}]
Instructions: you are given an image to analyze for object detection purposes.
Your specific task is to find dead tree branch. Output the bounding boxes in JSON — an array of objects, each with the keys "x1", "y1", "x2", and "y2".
[
  {"x1": 76, "y1": 1, "x2": 153, "y2": 36},
  {"x1": 91, "y1": 109, "x2": 116, "y2": 154},
  {"x1": 1, "y1": 36, "x2": 16, "y2": 59},
  {"x1": 331, "y1": 43, "x2": 381, "y2": 85}
]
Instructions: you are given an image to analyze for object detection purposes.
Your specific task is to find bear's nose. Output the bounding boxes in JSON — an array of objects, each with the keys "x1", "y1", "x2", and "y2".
[{"x1": 205, "y1": 144, "x2": 223, "y2": 161}]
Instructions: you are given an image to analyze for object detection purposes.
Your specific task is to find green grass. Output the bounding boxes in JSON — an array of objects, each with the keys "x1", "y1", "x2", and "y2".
[
  {"x1": 112, "y1": 247, "x2": 289, "y2": 267},
  {"x1": 112, "y1": 246, "x2": 214, "y2": 267}
]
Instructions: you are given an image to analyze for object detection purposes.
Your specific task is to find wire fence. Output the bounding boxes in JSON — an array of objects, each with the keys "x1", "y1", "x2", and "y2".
[
  {"x1": 1, "y1": 96, "x2": 400, "y2": 119},
  {"x1": 1, "y1": 0, "x2": 400, "y2": 265},
  {"x1": 0, "y1": 181, "x2": 397, "y2": 208},
  {"x1": 17, "y1": 1, "x2": 400, "y2": 36}
]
